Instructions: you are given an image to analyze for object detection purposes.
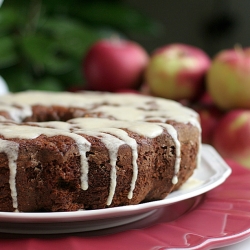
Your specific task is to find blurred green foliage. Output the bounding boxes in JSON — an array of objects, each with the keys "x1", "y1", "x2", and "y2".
[{"x1": 0, "y1": 0, "x2": 162, "y2": 92}]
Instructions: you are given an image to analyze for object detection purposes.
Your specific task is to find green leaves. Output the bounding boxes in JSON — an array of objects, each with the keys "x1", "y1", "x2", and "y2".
[
  {"x1": 77, "y1": 2, "x2": 162, "y2": 36},
  {"x1": 0, "y1": 7, "x2": 23, "y2": 33},
  {"x1": 21, "y1": 34, "x2": 75, "y2": 75},
  {"x1": 0, "y1": 0, "x2": 162, "y2": 92},
  {"x1": 40, "y1": 17, "x2": 99, "y2": 60},
  {"x1": 0, "y1": 36, "x2": 18, "y2": 68}
]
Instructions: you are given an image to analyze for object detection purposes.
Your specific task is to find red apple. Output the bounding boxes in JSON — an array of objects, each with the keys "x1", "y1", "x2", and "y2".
[
  {"x1": 115, "y1": 89, "x2": 141, "y2": 95},
  {"x1": 195, "y1": 105, "x2": 223, "y2": 144},
  {"x1": 193, "y1": 92, "x2": 223, "y2": 144},
  {"x1": 198, "y1": 91, "x2": 215, "y2": 106},
  {"x1": 145, "y1": 43, "x2": 211, "y2": 101},
  {"x1": 82, "y1": 38, "x2": 149, "y2": 92},
  {"x1": 207, "y1": 47, "x2": 250, "y2": 110},
  {"x1": 67, "y1": 85, "x2": 85, "y2": 92},
  {"x1": 213, "y1": 109, "x2": 250, "y2": 167}
]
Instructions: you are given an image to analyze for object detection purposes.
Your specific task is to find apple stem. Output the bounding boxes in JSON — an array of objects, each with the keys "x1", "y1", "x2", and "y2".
[
  {"x1": 234, "y1": 43, "x2": 244, "y2": 56},
  {"x1": 109, "y1": 34, "x2": 123, "y2": 44}
]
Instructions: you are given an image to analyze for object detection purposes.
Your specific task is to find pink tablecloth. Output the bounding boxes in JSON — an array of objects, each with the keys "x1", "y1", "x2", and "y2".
[{"x1": 1, "y1": 160, "x2": 250, "y2": 250}]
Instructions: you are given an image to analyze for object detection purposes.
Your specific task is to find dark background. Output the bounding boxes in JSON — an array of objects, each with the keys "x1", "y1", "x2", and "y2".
[{"x1": 124, "y1": 0, "x2": 249, "y2": 56}]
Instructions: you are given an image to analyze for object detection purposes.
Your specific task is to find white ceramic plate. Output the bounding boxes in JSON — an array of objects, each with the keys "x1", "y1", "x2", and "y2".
[{"x1": 0, "y1": 144, "x2": 231, "y2": 234}]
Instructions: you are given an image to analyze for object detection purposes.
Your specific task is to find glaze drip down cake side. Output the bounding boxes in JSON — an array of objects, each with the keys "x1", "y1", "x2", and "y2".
[{"x1": 0, "y1": 91, "x2": 201, "y2": 212}]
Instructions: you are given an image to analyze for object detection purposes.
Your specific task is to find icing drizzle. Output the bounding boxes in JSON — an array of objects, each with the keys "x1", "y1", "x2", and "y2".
[
  {"x1": 0, "y1": 139, "x2": 19, "y2": 211},
  {"x1": 0, "y1": 91, "x2": 201, "y2": 210}
]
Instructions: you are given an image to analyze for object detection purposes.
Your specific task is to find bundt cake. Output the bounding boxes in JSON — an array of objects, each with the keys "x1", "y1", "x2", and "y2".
[{"x1": 0, "y1": 91, "x2": 201, "y2": 212}]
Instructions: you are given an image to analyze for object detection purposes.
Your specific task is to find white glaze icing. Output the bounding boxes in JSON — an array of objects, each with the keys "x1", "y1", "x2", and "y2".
[
  {"x1": 0, "y1": 139, "x2": 19, "y2": 211},
  {"x1": 0, "y1": 123, "x2": 91, "y2": 191},
  {"x1": 179, "y1": 176, "x2": 204, "y2": 190},
  {"x1": 0, "y1": 104, "x2": 32, "y2": 122},
  {"x1": 69, "y1": 119, "x2": 141, "y2": 200},
  {"x1": 0, "y1": 91, "x2": 200, "y2": 129},
  {"x1": 82, "y1": 131, "x2": 125, "y2": 206},
  {"x1": 159, "y1": 123, "x2": 181, "y2": 184},
  {"x1": 0, "y1": 91, "x2": 201, "y2": 210}
]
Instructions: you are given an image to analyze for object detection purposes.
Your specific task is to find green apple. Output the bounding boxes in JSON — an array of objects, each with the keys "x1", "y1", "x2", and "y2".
[
  {"x1": 145, "y1": 43, "x2": 211, "y2": 101},
  {"x1": 207, "y1": 47, "x2": 250, "y2": 110}
]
